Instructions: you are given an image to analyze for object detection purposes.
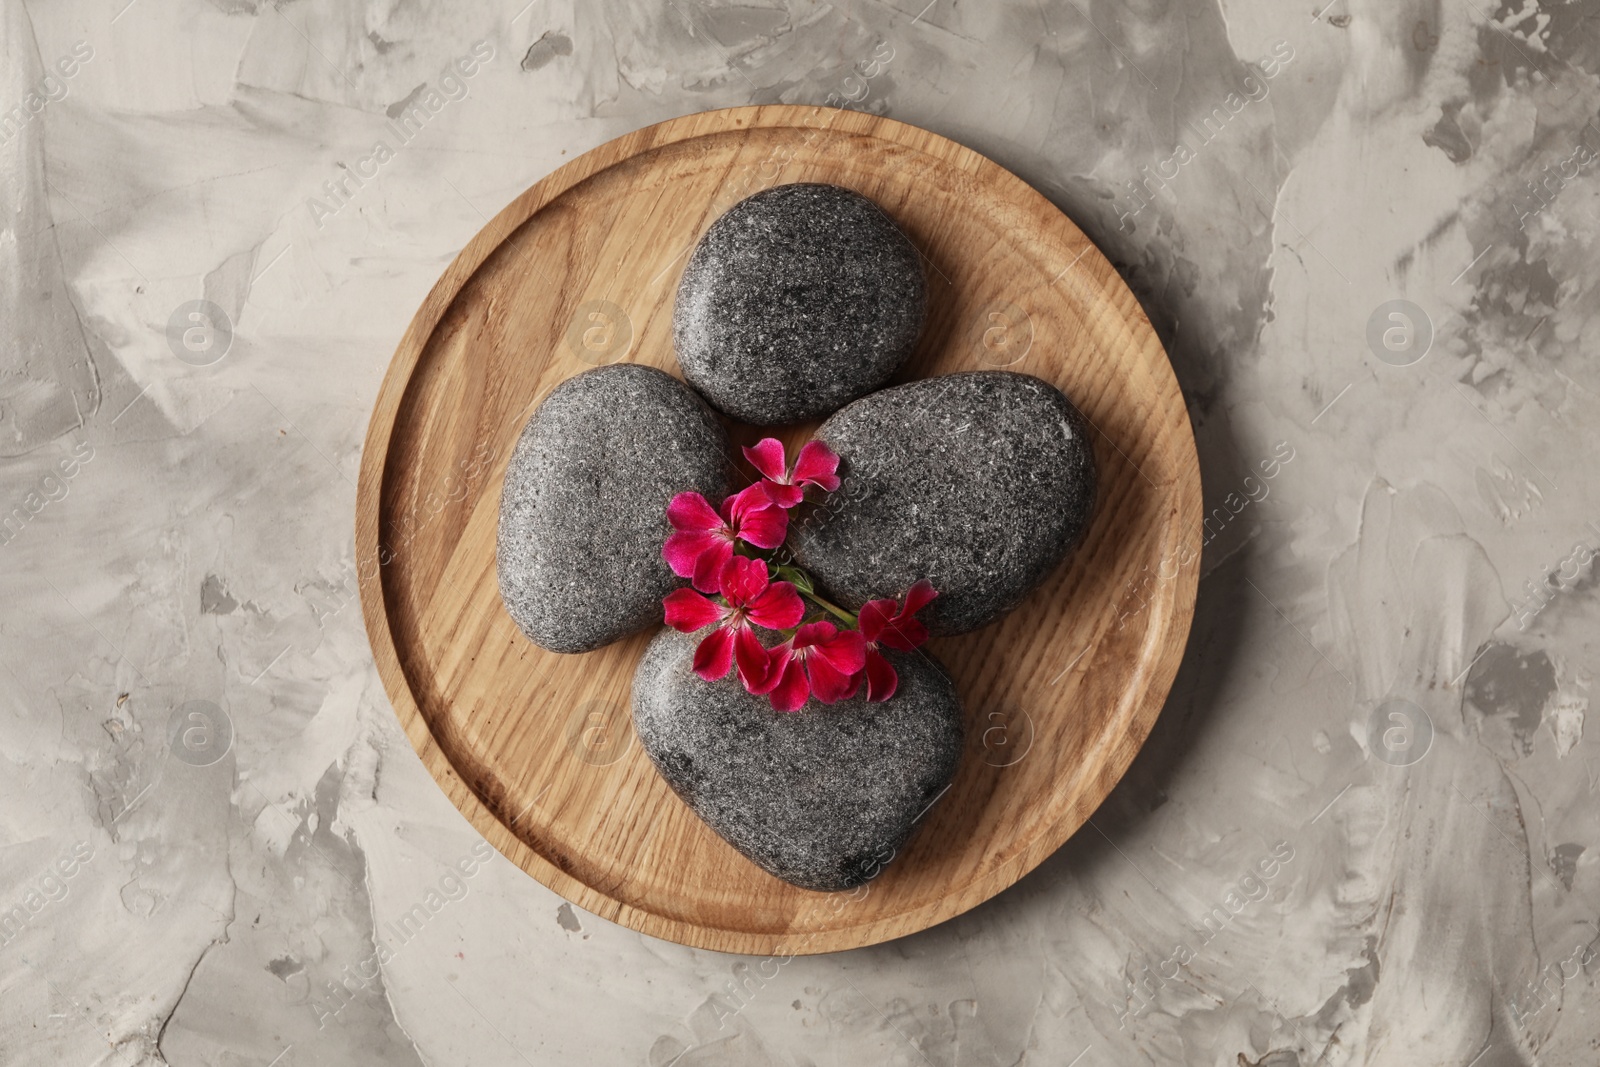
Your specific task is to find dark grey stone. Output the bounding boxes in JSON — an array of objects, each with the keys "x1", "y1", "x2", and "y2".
[
  {"x1": 790, "y1": 371, "x2": 1096, "y2": 635},
  {"x1": 496, "y1": 364, "x2": 729, "y2": 654},
  {"x1": 631, "y1": 627, "x2": 963, "y2": 892},
  {"x1": 672, "y1": 182, "x2": 926, "y2": 425}
]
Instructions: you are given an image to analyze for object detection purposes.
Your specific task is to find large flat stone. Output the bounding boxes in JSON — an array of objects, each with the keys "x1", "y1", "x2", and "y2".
[
  {"x1": 791, "y1": 371, "x2": 1096, "y2": 635},
  {"x1": 631, "y1": 626, "x2": 963, "y2": 892},
  {"x1": 496, "y1": 365, "x2": 730, "y2": 654},
  {"x1": 672, "y1": 182, "x2": 925, "y2": 425}
]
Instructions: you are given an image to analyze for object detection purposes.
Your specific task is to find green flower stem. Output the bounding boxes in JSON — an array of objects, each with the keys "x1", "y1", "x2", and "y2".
[
  {"x1": 802, "y1": 588, "x2": 857, "y2": 626},
  {"x1": 769, "y1": 558, "x2": 856, "y2": 626},
  {"x1": 773, "y1": 563, "x2": 813, "y2": 594}
]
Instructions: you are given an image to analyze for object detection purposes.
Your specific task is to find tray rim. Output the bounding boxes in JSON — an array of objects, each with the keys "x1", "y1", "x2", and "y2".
[{"x1": 356, "y1": 104, "x2": 1202, "y2": 955}]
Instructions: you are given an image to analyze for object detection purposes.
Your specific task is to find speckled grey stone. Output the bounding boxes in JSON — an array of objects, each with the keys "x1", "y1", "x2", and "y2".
[
  {"x1": 631, "y1": 627, "x2": 963, "y2": 892},
  {"x1": 672, "y1": 183, "x2": 926, "y2": 425},
  {"x1": 496, "y1": 364, "x2": 729, "y2": 654},
  {"x1": 791, "y1": 371, "x2": 1096, "y2": 635}
]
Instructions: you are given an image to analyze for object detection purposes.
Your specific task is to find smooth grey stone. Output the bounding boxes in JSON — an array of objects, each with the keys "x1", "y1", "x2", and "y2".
[
  {"x1": 672, "y1": 182, "x2": 926, "y2": 425},
  {"x1": 631, "y1": 627, "x2": 963, "y2": 892},
  {"x1": 496, "y1": 364, "x2": 729, "y2": 654},
  {"x1": 791, "y1": 371, "x2": 1096, "y2": 635}
]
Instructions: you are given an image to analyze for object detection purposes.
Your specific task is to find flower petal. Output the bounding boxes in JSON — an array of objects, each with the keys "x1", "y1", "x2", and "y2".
[
  {"x1": 791, "y1": 620, "x2": 837, "y2": 650},
  {"x1": 733, "y1": 626, "x2": 771, "y2": 692},
  {"x1": 760, "y1": 482, "x2": 806, "y2": 509},
  {"x1": 735, "y1": 504, "x2": 788, "y2": 550},
  {"x1": 725, "y1": 482, "x2": 776, "y2": 522},
  {"x1": 813, "y1": 627, "x2": 867, "y2": 675},
  {"x1": 743, "y1": 438, "x2": 789, "y2": 483},
  {"x1": 690, "y1": 540, "x2": 734, "y2": 593},
  {"x1": 663, "y1": 588, "x2": 725, "y2": 632},
  {"x1": 879, "y1": 579, "x2": 938, "y2": 650},
  {"x1": 719, "y1": 556, "x2": 768, "y2": 607},
  {"x1": 856, "y1": 599, "x2": 898, "y2": 642},
  {"x1": 806, "y1": 652, "x2": 859, "y2": 704},
  {"x1": 877, "y1": 616, "x2": 928, "y2": 653},
  {"x1": 765, "y1": 658, "x2": 811, "y2": 712},
  {"x1": 862, "y1": 649, "x2": 898, "y2": 702},
  {"x1": 750, "y1": 641, "x2": 793, "y2": 694},
  {"x1": 792, "y1": 440, "x2": 841, "y2": 492},
  {"x1": 662, "y1": 529, "x2": 720, "y2": 580},
  {"x1": 691, "y1": 627, "x2": 735, "y2": 681},
  {"x1": 900, "y1": 578, "x2": 938, "y2": 618},
  {"x1": 667, "y1": 491, "x2": 722, "y2": 532},
  {"x1": 746, "y1": 581, "x2": 804, "y2": 630}
]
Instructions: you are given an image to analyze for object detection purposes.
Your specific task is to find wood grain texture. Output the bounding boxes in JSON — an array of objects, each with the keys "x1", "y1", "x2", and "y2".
[{"x1": 355, "y1": 105, "x2": 1201, "y2": 955}]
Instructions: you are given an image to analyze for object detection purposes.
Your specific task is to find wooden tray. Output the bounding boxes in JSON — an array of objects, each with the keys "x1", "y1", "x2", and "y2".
[{"x1": 356, "y1": 105, "x2": 1201, "y2": 955}]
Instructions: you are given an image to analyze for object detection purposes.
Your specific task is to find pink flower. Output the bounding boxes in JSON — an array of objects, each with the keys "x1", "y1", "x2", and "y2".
[
  {"x1": 662, "y1": 485, "x2": 788, "y2": 593},
  {"x1": 663, "y1": 557, "x2": 804, "y2": 690},
  {"x1": 856, "y1": 579, "x2": 937, "y2": 702},
  {"x1": 756, "y1": 621, "x2": 867, "y2": 712},
  {"x1": 743, "y1": 438, "x2": 841, "y2": 509}
]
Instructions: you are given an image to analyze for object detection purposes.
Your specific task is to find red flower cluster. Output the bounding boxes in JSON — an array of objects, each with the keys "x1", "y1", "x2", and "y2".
[
  {"x1": 662, "y1": 486, "x2": 784, "y2": 592},
  {"x1": 662, "y1": 438, "x2": 934, "y2": 711}
]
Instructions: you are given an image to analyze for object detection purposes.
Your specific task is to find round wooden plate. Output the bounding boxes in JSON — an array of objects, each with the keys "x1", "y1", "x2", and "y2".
[{"x1": 356, "y1": 105, "x2": 1200, "y2": 955}]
